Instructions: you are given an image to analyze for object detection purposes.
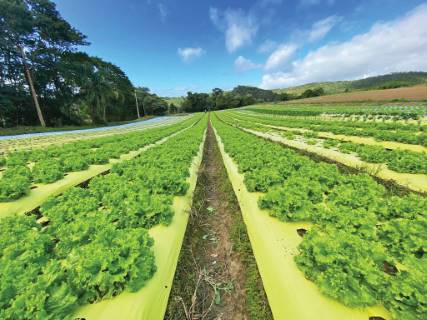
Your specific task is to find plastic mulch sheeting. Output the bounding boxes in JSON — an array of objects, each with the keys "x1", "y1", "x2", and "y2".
[
  {"x1": 72, "y1": 131, "x2": 206, "y2": 320},
  {"x1": 0, "y1": 117, "x2": 180, "y2": 141},
  {"x1": 263, "y1": 123, "x2": 427, "y2": 153},
  {"x1": 0, "y1": 127, "x2": 191, "y2": 219},
  {"x1": 213, "y1": 127, "x2": 391, "y2": 320},
  {"x1": 244, "y1": 128, "x2": 427, "y2": 194}
]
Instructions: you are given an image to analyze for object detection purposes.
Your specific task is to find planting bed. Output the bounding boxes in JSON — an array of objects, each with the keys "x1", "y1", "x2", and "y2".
[
  {"x1": 1, "y1": 109, "x2": 425, "y2": 320},
  {"x1": 212, "y1": 113, "x2": 426, "y2": 320},
  {"x1": 0, "y1": 115, "x2": 207, "y2": 319}
]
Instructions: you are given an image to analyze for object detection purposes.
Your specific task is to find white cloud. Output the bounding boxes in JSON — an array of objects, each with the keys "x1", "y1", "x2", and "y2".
[
  {"x1": 258, "y1": 39, "x2": 278, "y2": 53},
  {"x1": 157, "y1": 3, "x2": 168, "y2": 21},
  {"x1": 209, "y1": 7, "x2": 220, "y2": 27},
  {"x1": 177, "y1": 47, "x2": 205, "y2": 62},
  {"x1": 209, "y1": 7, "x2": 258, "y2": 53},
  {"x1": 308, "y1": 15, "x2": 341, "y2": 42},
  {"x1": 261, "y1": 4, "x2": 427, "y2": 89},
  {"x1": 264, "y1": 43, "x2": 298, "y2": 71},
  {"x1": 234, "y1": 56, "x2": 261, "y2": 72}
]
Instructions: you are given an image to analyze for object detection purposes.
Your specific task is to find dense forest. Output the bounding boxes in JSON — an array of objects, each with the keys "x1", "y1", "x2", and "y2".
[
  {"x1": 180, "y1": 86, "x2": 275, "y2": 113},
  {"x1": 135, "y1": 87, "x2": 170, "y2": 116},
  {"x1": 179, "y1": 85, "x2": 327, "y2": 112},
  {"x1": 0, "y1": 0, "x2": 170, "y2": 128}
]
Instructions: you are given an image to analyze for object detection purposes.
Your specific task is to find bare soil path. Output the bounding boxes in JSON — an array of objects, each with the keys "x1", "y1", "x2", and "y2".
[{"x1": 165, "y1": 120, "x2": 272, "y2": 320}]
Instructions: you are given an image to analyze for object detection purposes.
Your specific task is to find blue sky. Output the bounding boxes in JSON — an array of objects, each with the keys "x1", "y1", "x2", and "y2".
[{"x1": 53, "y1": 0, "x2": 427, "y2": 96}]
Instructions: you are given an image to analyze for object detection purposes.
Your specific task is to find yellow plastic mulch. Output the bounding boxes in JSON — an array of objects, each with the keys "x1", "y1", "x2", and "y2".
[
  {"x1": 213, "y1": 127, "x2": 391, "y2": 320},
  {"x1": 244, "y1": 128, "x2": 427, "y2": 194},
  {"x1": 72, "y1": 131, "x2": 206, "y2": 320},
  {"x1": 0, "y1": 117, "x2": 186, "y2": 153},
  {"x1": 263, "y1": 123, "x2": 427, "y2": 153},
  {"x1": 0, "y1": 127, "x2": 191, "y2": 219}
]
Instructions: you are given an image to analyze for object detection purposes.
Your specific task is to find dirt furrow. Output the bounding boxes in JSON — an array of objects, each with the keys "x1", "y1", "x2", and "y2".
[{"x1": 165, "y1": 119, "x2": 272, "y2": 320}]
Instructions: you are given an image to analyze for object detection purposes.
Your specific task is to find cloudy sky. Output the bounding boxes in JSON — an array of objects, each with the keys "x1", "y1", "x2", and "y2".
[{"x1": 54, "y1": 0, "x2": 427, "y2": 96}]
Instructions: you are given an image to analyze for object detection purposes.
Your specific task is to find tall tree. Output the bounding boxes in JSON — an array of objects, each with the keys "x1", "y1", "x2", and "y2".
[
  {"x1": 0, "y1": 0, "x2": 86, "y2": 126},
  {"x1": 181, "y1": 92, "x2": 211, "y2": 113},
  {"x1": 135, "y1": 87, "x2": 168, "y2": 116},
  {"x1": 68, "y1": 55, "x2": 133, "y2": 123}
]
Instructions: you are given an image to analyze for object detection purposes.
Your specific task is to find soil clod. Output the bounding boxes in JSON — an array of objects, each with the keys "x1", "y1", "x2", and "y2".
[{"x1": 297, "y1": 228, "x2": 307, "y2": 237}]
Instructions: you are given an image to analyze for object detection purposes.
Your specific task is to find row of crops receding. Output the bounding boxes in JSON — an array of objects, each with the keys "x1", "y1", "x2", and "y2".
[
  {"x1": 0, "y1": 117, "x2": 196, "y2": 202},
  {"x1": 0, "y1": 115, "x2": 207, "y2": 319},
  {"x1": 0, "y1": 110, "x2": 425, "y2": 320},
  {"x1": 222, "y1": 111, "x2": 427, "y2": 175},
  {"x1": 322, "y1": 140, "x2": 427, "y2": 174},
  {"x1": 237, "y1": 109, "x2": 427, "y2": 147},
  {"x1": 212, "y1": 113, "x2": 426, "y2": 320},
  {"x1": 246, "y1": 103, "x2": 427, "y2": 120}
]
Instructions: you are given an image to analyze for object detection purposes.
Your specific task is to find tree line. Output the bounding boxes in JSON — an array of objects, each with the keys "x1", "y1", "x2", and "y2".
[
  {"x1": 180, "y1": 85, "x2": 326, "y2": 112},
  {"x1": 179, "y1": 70, "x2": 427, "y2": 112},
  {"x1": 181, "y1": 87, "x2": 258, "y2": 113},
  {"x1": 0, "y1": 0, "x2": 170, "y2": 128}
]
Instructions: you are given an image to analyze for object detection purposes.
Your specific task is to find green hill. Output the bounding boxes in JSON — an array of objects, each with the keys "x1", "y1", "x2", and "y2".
[
  {"x1": 274, "y1": 72, "x2": 427, "y2": 95},
  {"x1": 231, "y1": 85, "x2": 277, "y2": 102},
  {"x1": 273, "y1": 81, "x2": 348, "y2": 95}
]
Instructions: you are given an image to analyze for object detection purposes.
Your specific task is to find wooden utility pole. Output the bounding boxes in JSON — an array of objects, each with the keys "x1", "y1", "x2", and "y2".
[
  {"x1": 19, "y1": 46, "x2": 46, "y2": 127},
  {"x1": 141, "y1": 99, "x2": 146, "y2": 117},
  {"x1": 134, "y1": 90, "x2": 141, "y2": 118}
]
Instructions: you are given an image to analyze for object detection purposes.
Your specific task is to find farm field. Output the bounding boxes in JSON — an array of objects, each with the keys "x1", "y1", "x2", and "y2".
[
  {"x1": 1, "y1": 104, "x2": 425, "y2": 320},
  {"x1": 0, "y1": 116, "x2": 198, "y2": 214},
  {"x1": 282, "y1": 84, "x2": 427, "y2": 103},
  {"x1": 0, "y1": 116, "x2": 187, "y2": 154},
  {"x1": 222, "y1": 109, "x2": 427, "y2": 191},
  {"x1": 2, "y1": 1, "x2": 427, "y2": 319},
  {"x1": 245, "y1": 102, "x2": 427, "y2": 120},
  {"x1": 0, "y1": 114, "x2": 207, "y2": 319},
  {"x1": 211, "y1": 109, "x2": 426, "y2": 320},
  {"x1": 0, "y1": 115, "x2": 159, "y2": 137}
]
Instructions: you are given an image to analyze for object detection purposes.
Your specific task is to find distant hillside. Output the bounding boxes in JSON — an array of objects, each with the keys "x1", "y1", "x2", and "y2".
[
  {"x1": 231, "y1": 85, "x2": 277, "y2": 102},
  {"x1": 282, "y1": 85, "x2": 427, "y2": 103},
  {"x1": 274, "y1": 72, "x2": 427, "y2": 95},
  {"x1": 274, "y1": 81, "x2": 349, "y2": 95}
]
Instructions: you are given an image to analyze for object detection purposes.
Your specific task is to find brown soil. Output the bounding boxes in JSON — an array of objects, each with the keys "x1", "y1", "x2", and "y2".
[
  {"x1": 165, "y1": 120, "x2": 271, "y2": 320},
  {"x1": 290, "y1": 85, "x2": 427, "y2": 103}
]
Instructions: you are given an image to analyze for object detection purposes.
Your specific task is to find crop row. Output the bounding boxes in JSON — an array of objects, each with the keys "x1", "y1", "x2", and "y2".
[
  {"x1": 0, "y1": 115, "x2": 207, "y2": 319},
  {"x1": 222, "y1": 112, "x2": 427, "y2": 175},
  {"x1": 246, "y1": 104, "x2": 427, "y2": 119},
  {"x1": 212, "y1": 113, "x2": 426, "y2": 320},
  {"x1": 0, "y1": 118, "x2": 184, "y2": 154},
  {"x1": 236, "y1": 110, "x2": 427, "y2": 146},
  {"x1": 239, "y1": 109, "x2": 425, "y2": 133},
  {"x1": 322, "y1": 139, "x2": 427, "y2": 174},
  {"x1": 244, "y1": 111, "x2": 427, "y2": 132},
  {"x1": 221, "y1": 112, "x2": 427, "y2": 175},
  {"x1": 0, "y1": 117, "x2": 196, "y2": 202}
]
